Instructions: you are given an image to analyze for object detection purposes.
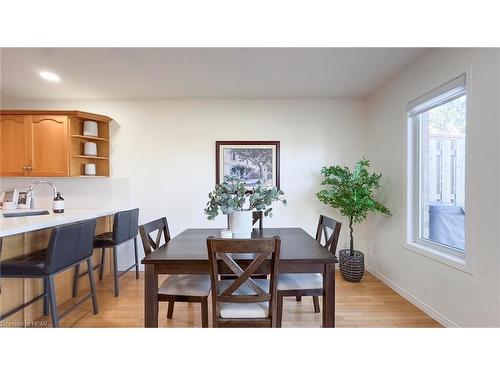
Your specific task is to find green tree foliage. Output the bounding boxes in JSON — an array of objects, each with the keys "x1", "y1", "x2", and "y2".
[
  {"x1": 316, "y1": 158, "x2": 390, "y2": 254},
  {"x1": 205, "y1": 176, "x2": 286, "y2": 220}
]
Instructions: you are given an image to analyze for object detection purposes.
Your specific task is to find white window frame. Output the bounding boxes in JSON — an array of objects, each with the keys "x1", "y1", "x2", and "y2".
[{"x1": 406, "y1": 73, "x2": 473, "y2": 273}]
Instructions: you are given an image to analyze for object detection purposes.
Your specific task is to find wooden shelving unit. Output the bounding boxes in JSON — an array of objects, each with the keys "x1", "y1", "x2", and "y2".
[
  {"x1": 68, "y1": 112, "x2": 111, "y2": 177},
  {"x1": 0, "y1": 110, "x2": 112, "y2": 177}
]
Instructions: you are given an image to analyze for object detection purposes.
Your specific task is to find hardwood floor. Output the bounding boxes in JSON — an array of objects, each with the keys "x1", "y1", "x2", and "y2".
[{"x1": 31, "y1": 270, "x2": 441, "y2": 328}]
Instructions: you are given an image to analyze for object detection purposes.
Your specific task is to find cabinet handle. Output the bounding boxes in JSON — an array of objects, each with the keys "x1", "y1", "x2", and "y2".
[
  {"x1": 23, "y1": 166, "x2": 28, "y2": 170},
  {"x1": 27, "y1": 166, "x2": 33, "y2": 171}
]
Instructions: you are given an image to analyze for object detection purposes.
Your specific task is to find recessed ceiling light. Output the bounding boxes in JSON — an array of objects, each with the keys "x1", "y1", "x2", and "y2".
[{"x1": 39, "y1": 71, "x2": 61, "y2": 82}]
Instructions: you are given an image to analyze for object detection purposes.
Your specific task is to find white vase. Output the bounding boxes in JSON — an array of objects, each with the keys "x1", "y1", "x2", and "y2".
[{"x1": 228, "y1": 210, "x2": 253, "y2": 238}]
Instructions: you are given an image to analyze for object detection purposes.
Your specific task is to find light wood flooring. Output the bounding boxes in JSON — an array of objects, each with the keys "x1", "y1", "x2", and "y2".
[{"x1": 28, "y1": 270, "x2": 441, "y2": 328}]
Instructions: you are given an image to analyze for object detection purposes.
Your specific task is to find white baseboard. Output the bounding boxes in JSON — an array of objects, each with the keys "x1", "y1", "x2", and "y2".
[{"x1": 366, "y1": 265, "x2": 458, "y2": 328}]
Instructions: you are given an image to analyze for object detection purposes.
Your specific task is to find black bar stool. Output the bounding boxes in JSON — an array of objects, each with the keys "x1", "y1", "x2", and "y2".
[
  {"x1": 73, "y1": 208, "x2": 139, "y2": 297},
  {"x1": 0, "y1": 219, "x2": 99, "y2": 328}
]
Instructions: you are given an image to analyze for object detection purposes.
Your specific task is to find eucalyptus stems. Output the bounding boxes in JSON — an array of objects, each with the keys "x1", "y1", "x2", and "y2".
[{"x1": 205, "y1": 176, "x2": 286, "y2": 220}]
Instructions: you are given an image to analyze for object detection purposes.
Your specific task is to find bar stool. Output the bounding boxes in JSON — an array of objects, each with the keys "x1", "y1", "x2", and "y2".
[
  {"x1": 72, "y1": 208, "x2": 139, "y2": 297},
  {"x1": 0, "y1": 219, "x2": 99, "y2": 328}
]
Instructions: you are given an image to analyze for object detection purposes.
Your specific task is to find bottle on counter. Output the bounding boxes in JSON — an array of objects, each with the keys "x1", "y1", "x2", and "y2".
[{"x1": 53, "y1": 192, "x2": 65, "y2": 213}]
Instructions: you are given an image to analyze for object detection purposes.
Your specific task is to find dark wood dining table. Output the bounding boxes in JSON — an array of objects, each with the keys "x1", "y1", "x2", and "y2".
[{"x1": 141, "y1": 227, "x2": 337, "y2": 328}]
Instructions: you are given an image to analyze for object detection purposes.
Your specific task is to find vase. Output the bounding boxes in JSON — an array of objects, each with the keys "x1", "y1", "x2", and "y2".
[{"x1": 228, "y1": 210, "x2": 253, "y2": 238}]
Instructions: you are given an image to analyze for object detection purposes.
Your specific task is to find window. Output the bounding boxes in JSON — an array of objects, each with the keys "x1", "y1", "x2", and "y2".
[{"x1": 408, "y1": 74, "x2": 467, "y2": 264}]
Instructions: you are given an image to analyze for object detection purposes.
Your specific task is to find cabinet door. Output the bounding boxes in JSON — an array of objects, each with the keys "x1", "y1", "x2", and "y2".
[
  {"x1": 30, "y1": 115, "x2": 69, "y2": 176},
  {"x1": 0, "y1": 115, "x2": 29, "y2": 176}
]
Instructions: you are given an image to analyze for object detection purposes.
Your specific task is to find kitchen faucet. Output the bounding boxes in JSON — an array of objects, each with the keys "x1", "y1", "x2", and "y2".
[{"x1": 27, "y1": 181, "x2": 58, "y2": 208}]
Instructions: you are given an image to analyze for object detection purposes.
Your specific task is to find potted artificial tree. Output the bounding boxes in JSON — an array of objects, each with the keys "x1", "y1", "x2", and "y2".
[
  {"x1": 316, "y1": 158, "x2": 390, "y2": 282},
  {"x1": 205, "y1": 176, "x2": 286, "y2": 238}
]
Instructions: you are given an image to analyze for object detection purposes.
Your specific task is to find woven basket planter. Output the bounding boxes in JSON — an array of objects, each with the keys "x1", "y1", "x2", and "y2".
[{"x1": 339, "y1": 249, "x2": 364, "y2": 282}]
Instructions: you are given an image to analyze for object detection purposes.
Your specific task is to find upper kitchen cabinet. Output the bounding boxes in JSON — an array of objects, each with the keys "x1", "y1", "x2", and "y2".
[
  {"x1": 0, "y1": 110, "x2": 112, "y2": 177},
  {"x1": 0, "y1": 114, "x2": 29, "y2": 176}
]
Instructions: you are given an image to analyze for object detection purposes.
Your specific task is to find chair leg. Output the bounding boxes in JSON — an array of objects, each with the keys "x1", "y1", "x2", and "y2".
[
  {"x1": 87, "y1": 258, "x2": 99, "y2": 314},
  {"x1": 43, "y1": 278, "x2": 49, "y2": 316},
  {"x1": 112, "y1": 246, "x2": 119, "y2": 297},
  {"x1": 167, "y1": 299, "x2": 175, "y2": 319},
  {"x1": 313, "y1": 296, "x2": 321, "y2": 314},
  {"x1": 133, "y1": 237, "x2": 140, "y2": 279},
  {"x1": 276, "y1": 293, "x2": 284, "y2": 328},
  {"x1": 99, "y1": 247, "x2": 106, "y2": 280},
  {"x1": 47, "y1": 275, "x2": 59, "y2": 328},
  {"x1": 296, "y1": 296, "x2": 302, "y2": 302},
  {"x1": 72, "y1": 264, "x2": 80, "y2": 297},
  {"x1": 201, "y1": 297, "x2": 209, "y2": 328}
]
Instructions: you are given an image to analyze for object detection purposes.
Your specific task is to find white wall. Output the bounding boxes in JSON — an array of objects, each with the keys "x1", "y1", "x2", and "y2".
[
  {"x1": 1, "y1": 99, "x2": 367, "y2": 268},
  {"x1": 365, "y1": 48, "x2": 500, "y2": 327}
]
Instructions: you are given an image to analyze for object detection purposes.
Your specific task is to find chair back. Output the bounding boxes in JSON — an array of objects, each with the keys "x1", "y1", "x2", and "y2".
[
  {"x1": 139, "y1": 217, "x2": 171, "y2": 255},
  {"x1": 252, "y1": 211, "x2": 263, "y2": 229},
  {"x1": 113, "y1": 208, "x2": 139, "y2": 244},
  {"x1": 206, "y1": 236, "x2": 280, "y2": 322},
  {"x1": 315, "y1": 215, "x2": 342, "y2": 255},
  {"x1": 45, "y1": 219, "x2": 97, "y2": 274}
]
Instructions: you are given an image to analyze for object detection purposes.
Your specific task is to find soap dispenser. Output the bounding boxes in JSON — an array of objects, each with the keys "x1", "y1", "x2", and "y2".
[{"x1": 53, "y1": 192, "x2": 65, "y2": 213}]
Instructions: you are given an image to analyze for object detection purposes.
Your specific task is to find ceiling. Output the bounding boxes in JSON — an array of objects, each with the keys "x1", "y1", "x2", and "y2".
[{"x1": 0, "y1": 48, "x2": 426, "y2": 100}]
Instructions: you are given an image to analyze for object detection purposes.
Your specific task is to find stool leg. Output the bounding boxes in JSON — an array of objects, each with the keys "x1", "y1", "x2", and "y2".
[
  {"x1": 167, "y1": 299, "x2": 175, "y2": 319},
  {"x1": 43, "y1": 278, "x2": 49, "y2": 316},
  {"x1": 112, "y1": 246, "x2": 119, "y2": 297},
  {"x1": 201, "y1": 297, "x2": 209, "y2": 328},
  {"x1": 72, "y1": 264, "x2": 80, "y2": 297},
  {"x1": 47, "y1": 275, "x2": 59, "y2": 328},
  {"x1": 87, "y1": 258, "x2": 99, "y2": 314},
  {"x1": 296, "y1": 296, "x2": 302, "y2": 302},
  {"x1": 313, "y1": 296, "x2": 321, "y2": 313},
  {"x1": 99, "y1": 247, "x2": 106, "y2": 280},
  {"x1": 133, "y1": 237, "x2": 140, "y2": 279}
]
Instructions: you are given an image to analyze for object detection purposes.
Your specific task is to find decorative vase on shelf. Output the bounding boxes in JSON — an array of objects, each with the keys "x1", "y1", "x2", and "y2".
[{"x1": 228, "y1": 210, "x2": 253, "y2": 238}]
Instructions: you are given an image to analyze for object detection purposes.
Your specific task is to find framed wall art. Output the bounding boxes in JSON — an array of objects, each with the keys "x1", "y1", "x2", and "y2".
[{"x1": 215, "y1": 141, "x2": 280, "y2": 189}]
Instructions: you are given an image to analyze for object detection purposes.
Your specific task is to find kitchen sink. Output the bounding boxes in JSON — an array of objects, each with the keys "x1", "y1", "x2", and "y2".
[{"x1": 2, "y1": 210, "x2": 50, "y2": 218}]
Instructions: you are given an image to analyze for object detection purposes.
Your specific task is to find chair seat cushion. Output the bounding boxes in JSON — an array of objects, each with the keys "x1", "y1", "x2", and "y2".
[
  {"x1": 278, "y1": 273, "x2": 323, "y2": 290},
  {"x1": 158, "y1": 274, "x2": 211, "y2": 297},
  {"x1": 93, "y1": 232, "x2": 115, "y2": 247},
  {"x1": 0, "y1": 250, "x2": 47, "y2": 276},
  {"x1": 218, "y1": 279, "x2": 270, "y2": 319}
]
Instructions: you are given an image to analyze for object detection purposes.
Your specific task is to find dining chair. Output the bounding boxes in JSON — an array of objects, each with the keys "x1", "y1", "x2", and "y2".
[
  {"x1": 276, "y1": 215, "x2": 341, "y2": 327},
  {"x1": 139, "y1": 217, "x2": 211, "y2": 327},
  {"x1": 206, "y1": 236, "x2": 281, "y2": 328}
]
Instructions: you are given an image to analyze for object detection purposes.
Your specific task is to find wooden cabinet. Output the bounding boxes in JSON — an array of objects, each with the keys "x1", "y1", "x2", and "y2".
[
  {"x1": 0, "y1": 110, "x2": 111, "y2": 177},
  {"x1": 0, "y1": 115, "x2": 28, "y2": 176},
  {"x1": 31, "y1": 115, "x2": 69, "y2": 176}
]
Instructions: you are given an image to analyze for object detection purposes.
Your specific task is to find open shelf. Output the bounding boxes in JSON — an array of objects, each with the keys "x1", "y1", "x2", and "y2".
[
  {"x1": 71, "y1": 135, "x2": 109, "y2": 142},
  {"x1": 69, "y1": 116, "x2": 110, "y2": 177},
  {"x1": 73, "y1": 155, "x2": 109, "y2": 160}
]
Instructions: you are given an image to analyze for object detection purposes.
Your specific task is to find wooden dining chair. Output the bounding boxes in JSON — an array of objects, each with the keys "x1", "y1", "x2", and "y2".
[
  {"x1": 206, "y1": 236, "x2": 281, "y2": 328},
  {"x1": 139, "y1": 217, "x2": 211, "y2": 327},
  {"x1": 276, "y1": 215, "x2": 341, "y2": 327}
]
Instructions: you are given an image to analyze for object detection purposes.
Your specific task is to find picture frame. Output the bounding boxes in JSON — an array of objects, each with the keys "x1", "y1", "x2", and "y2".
[{"x1": 215, "y1": 141, "x2": 280, "y2": 189}]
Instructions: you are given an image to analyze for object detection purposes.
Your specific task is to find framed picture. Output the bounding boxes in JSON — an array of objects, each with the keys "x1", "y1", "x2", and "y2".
[{"x1": 216, "y1": 141, "x2": 280, "y2": 189}]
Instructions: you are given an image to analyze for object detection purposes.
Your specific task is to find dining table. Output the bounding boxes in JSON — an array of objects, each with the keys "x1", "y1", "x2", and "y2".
[{"x1": 141, "y1": 227, "x2": 337, "y2": 328}]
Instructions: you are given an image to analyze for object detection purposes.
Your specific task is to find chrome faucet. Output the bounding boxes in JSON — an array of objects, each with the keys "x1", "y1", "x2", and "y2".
[{"x1": 27, "y1": 181, "x2": 58, "y2": 208}]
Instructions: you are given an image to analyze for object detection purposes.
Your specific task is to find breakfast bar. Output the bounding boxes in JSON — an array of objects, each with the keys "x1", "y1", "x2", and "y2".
[{"x1": 0, "y1": 208, "x2": 123, "y2": 327}]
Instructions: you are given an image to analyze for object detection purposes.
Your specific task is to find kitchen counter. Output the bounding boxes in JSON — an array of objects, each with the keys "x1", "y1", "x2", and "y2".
[{"x1": 0, "y1": 207, "x2": 126, "y2": 237}]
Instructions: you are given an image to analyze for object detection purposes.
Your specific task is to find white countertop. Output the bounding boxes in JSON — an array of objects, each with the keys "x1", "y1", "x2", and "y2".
[{"x1": 0, "y1": 208, "x2": 126, "y2": 237}]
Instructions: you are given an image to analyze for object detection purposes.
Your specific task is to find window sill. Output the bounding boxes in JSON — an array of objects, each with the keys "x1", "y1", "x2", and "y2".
[{"x1": 404, "y1": 241, "x2": 473, "y2": 275}]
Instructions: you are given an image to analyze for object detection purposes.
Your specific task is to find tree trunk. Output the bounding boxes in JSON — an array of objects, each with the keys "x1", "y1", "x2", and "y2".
[
  {"x1": 349, "y1": 217, "x2": 354, "y2": 256},
  {"x1": 257, "y1": 163, "x2": 264, "y2": 180}
]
